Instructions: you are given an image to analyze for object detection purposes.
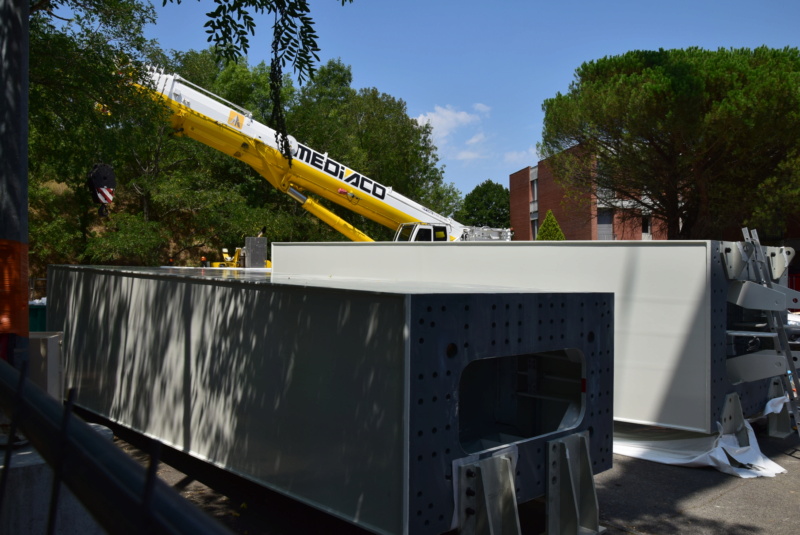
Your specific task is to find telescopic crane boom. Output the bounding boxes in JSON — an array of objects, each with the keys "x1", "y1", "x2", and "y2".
[{"x1": 141, "y1": 67, "x2": 511, "y2": 242}]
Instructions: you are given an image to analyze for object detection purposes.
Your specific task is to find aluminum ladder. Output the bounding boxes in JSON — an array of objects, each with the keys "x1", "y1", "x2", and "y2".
[{"x1": 733, "y1": 228, "x2": 800, "y2": 437}]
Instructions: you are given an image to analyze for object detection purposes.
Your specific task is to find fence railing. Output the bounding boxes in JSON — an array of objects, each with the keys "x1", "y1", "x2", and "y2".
[{"x1": 0, "y1": 359, "x2": 233, "y2": 535}]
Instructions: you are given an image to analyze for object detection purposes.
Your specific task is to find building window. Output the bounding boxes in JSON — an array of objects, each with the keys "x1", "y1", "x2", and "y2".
[
  {"x1": 641, "y1": 215, "x2": 652, "y2": 240},
  {"x1": 532, "y1": 218, "x2": 538, "y2": 239},
  {"x1": 597, "y1": 209, "x2": 614, "y2": 241}
]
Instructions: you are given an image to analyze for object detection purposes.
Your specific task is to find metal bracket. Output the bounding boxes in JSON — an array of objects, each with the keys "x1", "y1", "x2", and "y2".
[
  {"x1": 726, "y1": 351, "x2": 787, "y2": 385},
  {"x1": 765, "y1": 246, "x2": 795, "y2": 281},
  {"x1": 720, "y1": 393, "x2": 749, "y2": 448},
  {"x1": 770, "y1": 283, "x2": 800, "y2": 311},
  {"x1": 721, "y1": 241, "x2": 794, "y2": 282},
  {"x1": 727, "y1": 280, "x2": 786, "y2": 311},
  {"x1": 767, "y1": 378, "x2": 793, "y2": 439},
  {"x1": 722, "y1": 241, "x2": 755, "y2": 280},
  {"x1": 546, "y1": 431, "x2": 604, "y2": 535},
  {"x1": 456, "y1": 454, "x2": 521, "y2": 535},
  {"x1": 740, "y1": 228, "x2": 800, "y2": 439}
]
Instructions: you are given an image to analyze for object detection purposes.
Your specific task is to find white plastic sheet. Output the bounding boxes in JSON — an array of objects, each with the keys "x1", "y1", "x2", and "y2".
[
  {"x1": 613, "y1": 411, "x2": 787, "y2": 479},
  {"x1": 763, "y1": 393, "x2": 790, "y2": 417}
]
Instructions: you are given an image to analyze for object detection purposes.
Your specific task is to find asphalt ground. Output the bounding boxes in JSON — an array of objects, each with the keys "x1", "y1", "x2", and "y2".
[
  {"x1": 114, "y1": 418, "x2": 800, "y2": 535},
  {"x1": 595, "y1": 420, "x2": 800, "y2": 535}
]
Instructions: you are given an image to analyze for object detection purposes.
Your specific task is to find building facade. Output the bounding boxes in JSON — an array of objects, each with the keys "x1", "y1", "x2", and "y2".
[
  {"x1": 509, "y1": 158, "x2": 667, "y2": 241},
  {"x1": 509, "y1": 157, "x2": 800, "y2": 298}
]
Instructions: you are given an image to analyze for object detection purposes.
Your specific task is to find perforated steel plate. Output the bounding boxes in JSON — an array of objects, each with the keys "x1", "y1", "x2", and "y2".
[{"x1": 49, "y1": 265, "x2": 613, "y2": 535}]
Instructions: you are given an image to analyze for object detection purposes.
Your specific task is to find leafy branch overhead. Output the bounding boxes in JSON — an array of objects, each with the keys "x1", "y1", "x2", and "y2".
[{"x1": 166, "y1": 0, "x2": 354, "y2": 160}]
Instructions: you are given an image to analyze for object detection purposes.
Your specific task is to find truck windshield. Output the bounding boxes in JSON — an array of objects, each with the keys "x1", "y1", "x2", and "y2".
[{"x1": 394, "y1": 224, "x2": 415, "y2": 241}]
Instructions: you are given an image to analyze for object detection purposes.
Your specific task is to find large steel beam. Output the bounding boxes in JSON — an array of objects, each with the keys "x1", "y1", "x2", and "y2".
[
  {"x1": 270, "y1": 240, "x2": 776, "y2": 434},
  {"x1": 48, "y1": 265, "x2": 613, "y2": 535}
]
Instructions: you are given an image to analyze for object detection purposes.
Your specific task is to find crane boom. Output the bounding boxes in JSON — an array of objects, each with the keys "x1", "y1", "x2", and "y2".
[{"x1": 141, "y1": 67, "x2": 511, "y2": 242}]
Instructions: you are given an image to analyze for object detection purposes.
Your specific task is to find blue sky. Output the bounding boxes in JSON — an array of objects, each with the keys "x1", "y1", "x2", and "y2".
[{"x1": 145, "y1": 0, "x2": 800, "y2": 196}]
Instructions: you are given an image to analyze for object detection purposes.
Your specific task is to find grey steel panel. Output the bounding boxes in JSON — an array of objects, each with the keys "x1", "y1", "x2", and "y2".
[
  {"x1": 28, "y1": 332, "x2": 64, "y2": 400},
  {"x1": 50, "y1": 266, "x2": 406, "y2": 534},
  {"x1": 271, "y1": 240, "x2": 762, "y2": 434},
  {"x1": 48, "y1": 265, "x2": 614, "y2": 535},
  {"x1": 244, "y1": 236, "x2": 267, "y2": 268}
]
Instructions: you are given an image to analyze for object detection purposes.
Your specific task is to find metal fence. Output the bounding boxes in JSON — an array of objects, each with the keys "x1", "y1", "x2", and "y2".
[{"x1": 0, "y1": 359, "x2": 233, "y2": 535}]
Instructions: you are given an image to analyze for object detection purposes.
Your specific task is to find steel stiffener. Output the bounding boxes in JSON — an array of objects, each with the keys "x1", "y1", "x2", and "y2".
[{"x1": 48, "y1": 265, "x2": 613, "y2": 535}]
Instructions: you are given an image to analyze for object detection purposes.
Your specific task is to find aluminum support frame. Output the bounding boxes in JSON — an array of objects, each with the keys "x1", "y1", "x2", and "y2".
[
  {"x1": 767, "y1": 378, "x2": 793, "y2": 439},
  {"x1": 720, "y1": 393, "x2": 749, "y2": 448},
  {"x1": 546, "y1": 431, "x2": 604, "y2": 535},
  {"x1": 456, "y1": 455, "x2": 521, "y2": 535}
]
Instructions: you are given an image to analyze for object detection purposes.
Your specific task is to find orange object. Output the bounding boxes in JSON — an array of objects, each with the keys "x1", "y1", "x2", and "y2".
[{"x1": 0, "y1": 239, "x2": 29, "y2": 336}]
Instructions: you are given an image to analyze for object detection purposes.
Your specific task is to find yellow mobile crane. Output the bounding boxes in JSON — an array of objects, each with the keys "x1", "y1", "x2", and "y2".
[{"x1": 141, "y1": 67, "x2": 511, "y2": 244}]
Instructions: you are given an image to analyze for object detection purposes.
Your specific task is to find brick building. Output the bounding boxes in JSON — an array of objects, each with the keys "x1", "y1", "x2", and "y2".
[
  {"x1": 509, "y1": 157, "x2": 667, "y2": 241},
  {"x1": 509, "y1": 156, "x2": 800, "y2": 295}
]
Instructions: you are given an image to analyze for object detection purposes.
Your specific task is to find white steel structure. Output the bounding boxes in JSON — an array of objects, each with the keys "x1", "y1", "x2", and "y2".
[
  {"x1": 270, "y1": 237, "x2": 799, "y2": 434},
  {"x1": 49, "y1": 265, "x2": 613, "y2": 535}
]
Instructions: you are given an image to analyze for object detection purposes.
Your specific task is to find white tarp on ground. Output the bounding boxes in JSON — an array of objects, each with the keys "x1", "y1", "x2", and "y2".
[{"x1": 613, "y1": 397, "x2": 789, "y2": 478}]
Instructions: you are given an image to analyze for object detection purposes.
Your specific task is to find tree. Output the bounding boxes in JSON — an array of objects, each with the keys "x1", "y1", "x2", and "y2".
[
  {"x1": 29, "y1": 48, "x2": 461, "y2": 271},
  {"x1": 86, "y1": 53, "x2": 309, "y2": 265},
  {"x1": 3, "y1": 0, "x2": 353, "y2": 354},
  {"x1": 536, "y1": 210, "x2": 565, "y2": 241},
  {"x1": 455, "y1": 180, "x2": 510, "y2": 228},
  {"x1": 539, "y1": 47, "x2": 800, "y2": 240},
  {"x1": 287, "y1": 59, "x2": 458, "y2": 239},
  {"x1": 27, "y1": 0, "x2": 164, "y2": 276}
]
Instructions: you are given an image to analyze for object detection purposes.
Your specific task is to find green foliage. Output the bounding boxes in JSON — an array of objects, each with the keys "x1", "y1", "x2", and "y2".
[
  {"x1": 84, "y1": 213, "x2": 166, "y2": 265},
  {"x1": 28, "y1": 178, "x2": 86, "y2": 279},
  {"x1": 287, "y1": 59, "x2": 458, "y2": 239},
  {"x1": 536, "y1": 210, "x2": 565, "y2": 241},
  {"x1": 163, "y1": 0, "x2": 354, "y2": 163},
  {"x1": 455, "y1": 180, "x2": 509, "y2": 228},
  {"x1": 28, "y1": 0, "x2": 429, "y2": 277},
  {"x1": 422, "y1": 181, "x2": 463, "y2": 220},
  {"x1": 27, "y1": 15, "x2": 459, "y2": 273},
  {"x1": 29, "y1": 2, "x2": 161, "y2": 175},
  {"x1": 539, "y1": 47, "x2": 800, "y2": 240},
  {"x1": 745, "y1": 151, "x2": 800, "y2": 241},
  {"x1": 167, "y1": 0, "x2": 348, "y2": 81},
  {"x1": 27, "y1": 0, "x2": 165, "y2": 274},
  {"x1": 168, "y1": 49, "x2": 224, "y2": 89}
]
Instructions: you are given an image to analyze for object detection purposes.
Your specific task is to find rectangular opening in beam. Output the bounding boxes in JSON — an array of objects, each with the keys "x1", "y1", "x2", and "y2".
[{"x1": 458, "y1": 350, "x2": 585, "y2": 453}]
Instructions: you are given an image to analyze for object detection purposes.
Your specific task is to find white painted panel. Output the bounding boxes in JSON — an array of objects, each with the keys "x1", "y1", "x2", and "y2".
[
  {"x1": 50, "y1": 264, "x2": 615, "y2": 534},
  {"x1": 272, "y1": 241, "x2": 714, "y2": 432}
]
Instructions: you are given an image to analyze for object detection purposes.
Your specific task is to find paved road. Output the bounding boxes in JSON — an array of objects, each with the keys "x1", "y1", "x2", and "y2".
[
  {"x1": 595, "y1": 423, "x2": 800, "y2": 535},
  {"x1": 118, "y1": 421, "x2": 800, "y2": 535}
]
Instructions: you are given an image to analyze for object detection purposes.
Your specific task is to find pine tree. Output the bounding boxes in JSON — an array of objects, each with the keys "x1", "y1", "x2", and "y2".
[{"x1": 536, "y1": 210, "x2": 565, "y2": 240}]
